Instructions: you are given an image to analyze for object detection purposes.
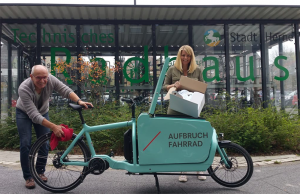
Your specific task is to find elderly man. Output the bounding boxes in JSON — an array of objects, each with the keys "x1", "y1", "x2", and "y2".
[{"x1": 16, "y1": 65, "x2": 93, "y2": 189}]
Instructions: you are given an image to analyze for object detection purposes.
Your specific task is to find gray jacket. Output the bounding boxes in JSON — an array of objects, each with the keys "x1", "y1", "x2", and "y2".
[{"x1": 16, "y1": 74, "x2": 73, "y2": 125}]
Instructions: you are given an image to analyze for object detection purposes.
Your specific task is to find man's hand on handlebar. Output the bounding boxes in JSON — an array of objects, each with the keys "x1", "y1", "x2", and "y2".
[{"x1": 78, "y1": 100, "x2": 94, "y2": 109}]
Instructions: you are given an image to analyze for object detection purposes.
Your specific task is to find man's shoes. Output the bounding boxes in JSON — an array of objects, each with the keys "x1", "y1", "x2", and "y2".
[
  {"x1": 38, "y1": 174, "x2": 48, "y2": 182},
  {"x1": 25, "y1": 178, "x2": 35, "y2": 189},
  {"x1": 197, "y1": 171, "x2": 207, "y2": 181},
  {"x1": 179, "y1": 174, "x2": 188, "y2": 182}
]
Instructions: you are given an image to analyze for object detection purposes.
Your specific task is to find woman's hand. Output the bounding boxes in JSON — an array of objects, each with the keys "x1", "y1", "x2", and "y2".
[
  {"x1": 167, "y1": 81, "x2": 181, "y2": 91},
  {"x1": 174, "y1": 81, "x2": 181, "y2": 90},
  {"x1": 78, "y1": 100, "x2": 94, "y2": 109}
]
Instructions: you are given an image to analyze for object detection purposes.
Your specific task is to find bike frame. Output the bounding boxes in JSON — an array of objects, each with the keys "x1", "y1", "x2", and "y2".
[
  {"x1": 59, "y1": 120, "x2": 223, "y2": 173},
  {"x1": 59, "y1": 57, "x2": 230, "y2": 173}
]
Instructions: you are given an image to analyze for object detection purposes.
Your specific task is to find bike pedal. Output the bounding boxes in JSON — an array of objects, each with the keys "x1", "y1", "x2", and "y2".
[{"x1": 93, "y1": 170, "x2": 101, "y2": 175}]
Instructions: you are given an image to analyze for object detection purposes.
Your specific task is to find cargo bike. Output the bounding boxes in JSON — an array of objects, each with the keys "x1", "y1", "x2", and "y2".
[{"x1": 29, "y1": 58, "x2": 253, "y2": 193}]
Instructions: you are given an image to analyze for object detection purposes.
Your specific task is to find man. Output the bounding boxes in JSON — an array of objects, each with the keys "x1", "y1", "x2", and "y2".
[{"x1": 16, "y1": 65, "x2": 93, "y2": 189}]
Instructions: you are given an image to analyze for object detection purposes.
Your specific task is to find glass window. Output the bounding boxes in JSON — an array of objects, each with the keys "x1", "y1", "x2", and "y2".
[
  {"x1": 156, "y1": 25, "x2": 188, "y2": 87},
  {"x1": 193, "y1": 25, "x2": 226, "y2": 109},
  {"x1": 40, "y1": 24, "x2": 78, "y2": 95},
  {"x1": 1, "y1": 38, "x2": 8, "y2": 116},
  {"x1": 81, "y1": 25, "x2": 115, "y2": 47},
  {"x1": 80, "y1": 25, "x2": 115, "y2": 103},
  {"x1": 41, "y1": 24, "x2": 76, "y2": 48},
  {"x1": 12, "y1": 48, "x2": 18, "y2": 102},
  {"x1": 265, "y1": 24, "x2": 296, "y2": 112},
  {"x1": 3, "y1": 24, "x2": 37, "y2": 48},
  {"x1": 119, "y1": 25, "x2": 153, "y2": 99},
  {"x1": 229, "y1": 24, "x2": 261, "y2": 109},
  {"x1": 156, "y1": 25, "x2": 188, "y2": 48}
]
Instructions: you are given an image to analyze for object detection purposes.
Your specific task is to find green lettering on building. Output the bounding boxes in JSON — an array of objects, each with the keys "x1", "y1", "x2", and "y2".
[
  {"x1": 123, "y1": 46, "x2": 149, "y2": 83},
  {"x1": 50, "y1": 47, "x2": 73, "y2": 84},
  {"x1": 274, "y1": 55, "x2": 289, "y2": 81},
  {"x1": 50, "y1": 47, "x2": 290, "y2": 85},
  {"x1": 89, "y1": 57, "x2": 107, "y2": 85},
  {"x1": 236, "y1": 56, "x2": 255, "y2": 82},
  {"x1": 12, "y1": 28, "x2": 114, "y2": 44},
  {"x1": 202, "y1": 57, "x2": 221, "y2": 82}
]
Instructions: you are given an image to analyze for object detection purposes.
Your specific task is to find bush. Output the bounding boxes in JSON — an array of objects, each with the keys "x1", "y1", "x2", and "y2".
[
  {"x1": 202, "y1": 105, "x2": 300, "y2": 153},
  {"x1": 0, "y1": 109, "x2": 37, "y2": 149},
  {"x1": 1, "y1": 101, "x2": 300, "y2": 155}
]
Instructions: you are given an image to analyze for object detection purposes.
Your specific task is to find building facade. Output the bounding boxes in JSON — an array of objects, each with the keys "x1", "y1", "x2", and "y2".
[{"x1": 1, "y1": 3, "x2": 300, "y2": 116}]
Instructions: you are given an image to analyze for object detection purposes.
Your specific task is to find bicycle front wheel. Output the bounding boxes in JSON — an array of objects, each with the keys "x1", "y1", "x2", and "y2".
[
  {"x1": 208, "y1": 142, "x2": 253, "y2": 187},
  {"x1": 29, "y1": 132, "x2": 90, "y2": 193}
]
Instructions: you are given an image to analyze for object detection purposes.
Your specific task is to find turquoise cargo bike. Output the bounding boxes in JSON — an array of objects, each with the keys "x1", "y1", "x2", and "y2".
[{"x1": 29, "y1": 57, "x2": 253, "y2": 193}]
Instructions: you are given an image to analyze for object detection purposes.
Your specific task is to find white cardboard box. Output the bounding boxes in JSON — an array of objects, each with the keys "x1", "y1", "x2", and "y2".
[
  {"x1": 170, "y1": 92, "x2": 205, "y2": 117},
  {"x1": 169, "y1": 76, "x2": 207, "y2": 118}
]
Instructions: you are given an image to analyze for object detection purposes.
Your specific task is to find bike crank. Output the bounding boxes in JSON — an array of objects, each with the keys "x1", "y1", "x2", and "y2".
[{"x1": 85, "y1": 158, "x2": 109, "y2": 175}]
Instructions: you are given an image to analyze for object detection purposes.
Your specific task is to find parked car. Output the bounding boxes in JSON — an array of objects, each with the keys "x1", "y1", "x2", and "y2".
[
  {"x1": 285, "y1": 90, "x2": 297, "y2": 106},
  {"x1": 292, "y1": 91, "x2": 298, "y2": 106},
  {"x1": 12, "y1": 99, "x2": 17, "y2": 107}
]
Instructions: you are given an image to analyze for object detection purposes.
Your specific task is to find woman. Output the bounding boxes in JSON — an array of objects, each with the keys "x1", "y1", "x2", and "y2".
[{"x1": 163, "y1": 45, "x2": 206, "y2": 182}]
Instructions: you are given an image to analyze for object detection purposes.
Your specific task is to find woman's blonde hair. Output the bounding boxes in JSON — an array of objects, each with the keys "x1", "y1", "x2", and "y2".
[{"x1": 174, "y1": 45, "x2": 197, "y2": 73}]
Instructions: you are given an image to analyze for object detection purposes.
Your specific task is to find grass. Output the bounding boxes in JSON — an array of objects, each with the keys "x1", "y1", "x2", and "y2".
[
  {"x1": 264, "y1": 159, "x2": 272, "y2": 162},
  {"x1": 274, "y1": 161, "x2": 282, "y2": 164}
]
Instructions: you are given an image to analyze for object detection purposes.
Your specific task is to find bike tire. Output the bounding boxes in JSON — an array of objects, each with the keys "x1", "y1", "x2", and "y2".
[
  {"x1": 208, "y1": 142, "x2": 253, "y2": 187},
  {"x1": 29, "y1": 132, "x2": 90, "y2": 193}
]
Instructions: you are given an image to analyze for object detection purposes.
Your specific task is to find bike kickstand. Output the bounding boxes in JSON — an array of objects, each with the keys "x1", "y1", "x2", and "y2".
[{"x1": 154, "y1": 173, "x2": 160, "y2": 194}]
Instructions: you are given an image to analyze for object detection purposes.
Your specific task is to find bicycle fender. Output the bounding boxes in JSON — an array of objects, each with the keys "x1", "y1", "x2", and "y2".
[{"x1": 218, "y1": 140, "x2": 231, "y2": 146}]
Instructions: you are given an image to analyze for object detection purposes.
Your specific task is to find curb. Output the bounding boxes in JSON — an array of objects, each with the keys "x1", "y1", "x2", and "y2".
[{"x1": 0, "y1": 150, "x2": 299, "y2": 169}]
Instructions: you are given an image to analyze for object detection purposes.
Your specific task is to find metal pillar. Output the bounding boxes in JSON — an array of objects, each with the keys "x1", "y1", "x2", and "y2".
[
  {"x1": 114, "y1": 24, "x2": 120, "y2": 100},
  {"x1": 260, "y1": 24, "x2": 268, "y2": 108},
  {"x1": 76, "y1": 25, "x2": 81, "y2": 98},
  {"x1": 17, "y1": 46, "x2": 22, "y2": 97},
  {"x1": 0, "y1": 22, "x2": 2, "y2": 118},
  {"x1": 224, "y1": 24, "x2": 231, "y2": 101},
  {"x1": 152, "y1": 24, "x2": 157, "y2": 90},
  {"x1": 188, "y1": 25, "x2": 193, "y2": 49},
  {"x1": 278, "y1": 40, "x2": 285, "y2": 110},
  {"x1": 36, "y1": 23, "x2": 41, "y2": 64},
  {"x1": 204, "y1": 53, "x2": 208, "y2": 106},
  {"x1": 7, "y1": 42, "x2": 12, "y2": 115},
  {"x1": 253, "y1": 51, "x2": 258, "y2": 106},
  {"x1": 294, "y1": 23, "x2": 300, "y2": 114},
  {"x1": 243, "y1": 55, "x2": 247, "y2": 98}
]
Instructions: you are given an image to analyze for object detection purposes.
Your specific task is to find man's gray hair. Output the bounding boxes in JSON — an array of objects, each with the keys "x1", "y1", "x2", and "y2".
[{"x1": 31, "y1": 65, "x2": 48, "y2": 75}]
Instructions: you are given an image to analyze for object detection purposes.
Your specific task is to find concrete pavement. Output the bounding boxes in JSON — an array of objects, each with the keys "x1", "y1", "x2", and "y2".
[{"x1": 1, "y1": 150, "x2": 300, "y2": 170}]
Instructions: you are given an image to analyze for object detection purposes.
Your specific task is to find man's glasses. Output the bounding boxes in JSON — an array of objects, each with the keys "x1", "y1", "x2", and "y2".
[{"x1": 32, "y1": 75, "x2": 49, "y2": 81}]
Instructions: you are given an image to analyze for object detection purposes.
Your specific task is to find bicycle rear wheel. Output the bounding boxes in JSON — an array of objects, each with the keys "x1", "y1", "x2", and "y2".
[
  {"x1": 29, "y1": 132, "x2": 90, "y2": 193},
  {"x1": 208, "y1": 142, "x2": 253, "y2": 187}
]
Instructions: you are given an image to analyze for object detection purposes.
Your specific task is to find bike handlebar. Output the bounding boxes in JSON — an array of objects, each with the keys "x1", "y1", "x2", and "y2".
[
  {"x1": 68, "y1": 103, "x2": 93, "y2": 111},
  {"x1": 86, "y1": 105, "x2": 94, "y2": 109},
  {"x1": 121, "y1": 98, "x2": 133, "y2": 103},
  {"x1": 121, "y1": 96, "x2": 150, "y2": 106}
]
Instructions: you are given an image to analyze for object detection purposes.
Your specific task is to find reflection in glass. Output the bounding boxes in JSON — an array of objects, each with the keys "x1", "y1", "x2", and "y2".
[
  {"x1": 265, "y1": 24, "x2": 296, "y2": 113},
  {"x1": 229, "y1": 24, "x2": 262, "y2": 110},
  {"x1": 193, "y1": 25, "x2": 226, "y2": 109}
]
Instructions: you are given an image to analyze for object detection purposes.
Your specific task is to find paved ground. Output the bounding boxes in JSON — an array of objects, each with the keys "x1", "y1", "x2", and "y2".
[
  {"x1": 1, "y1": 161, "x2": 300, "y2": 194},
  {"x1": 1, "y1": 150, "x2": 300, "y2": 170}
]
